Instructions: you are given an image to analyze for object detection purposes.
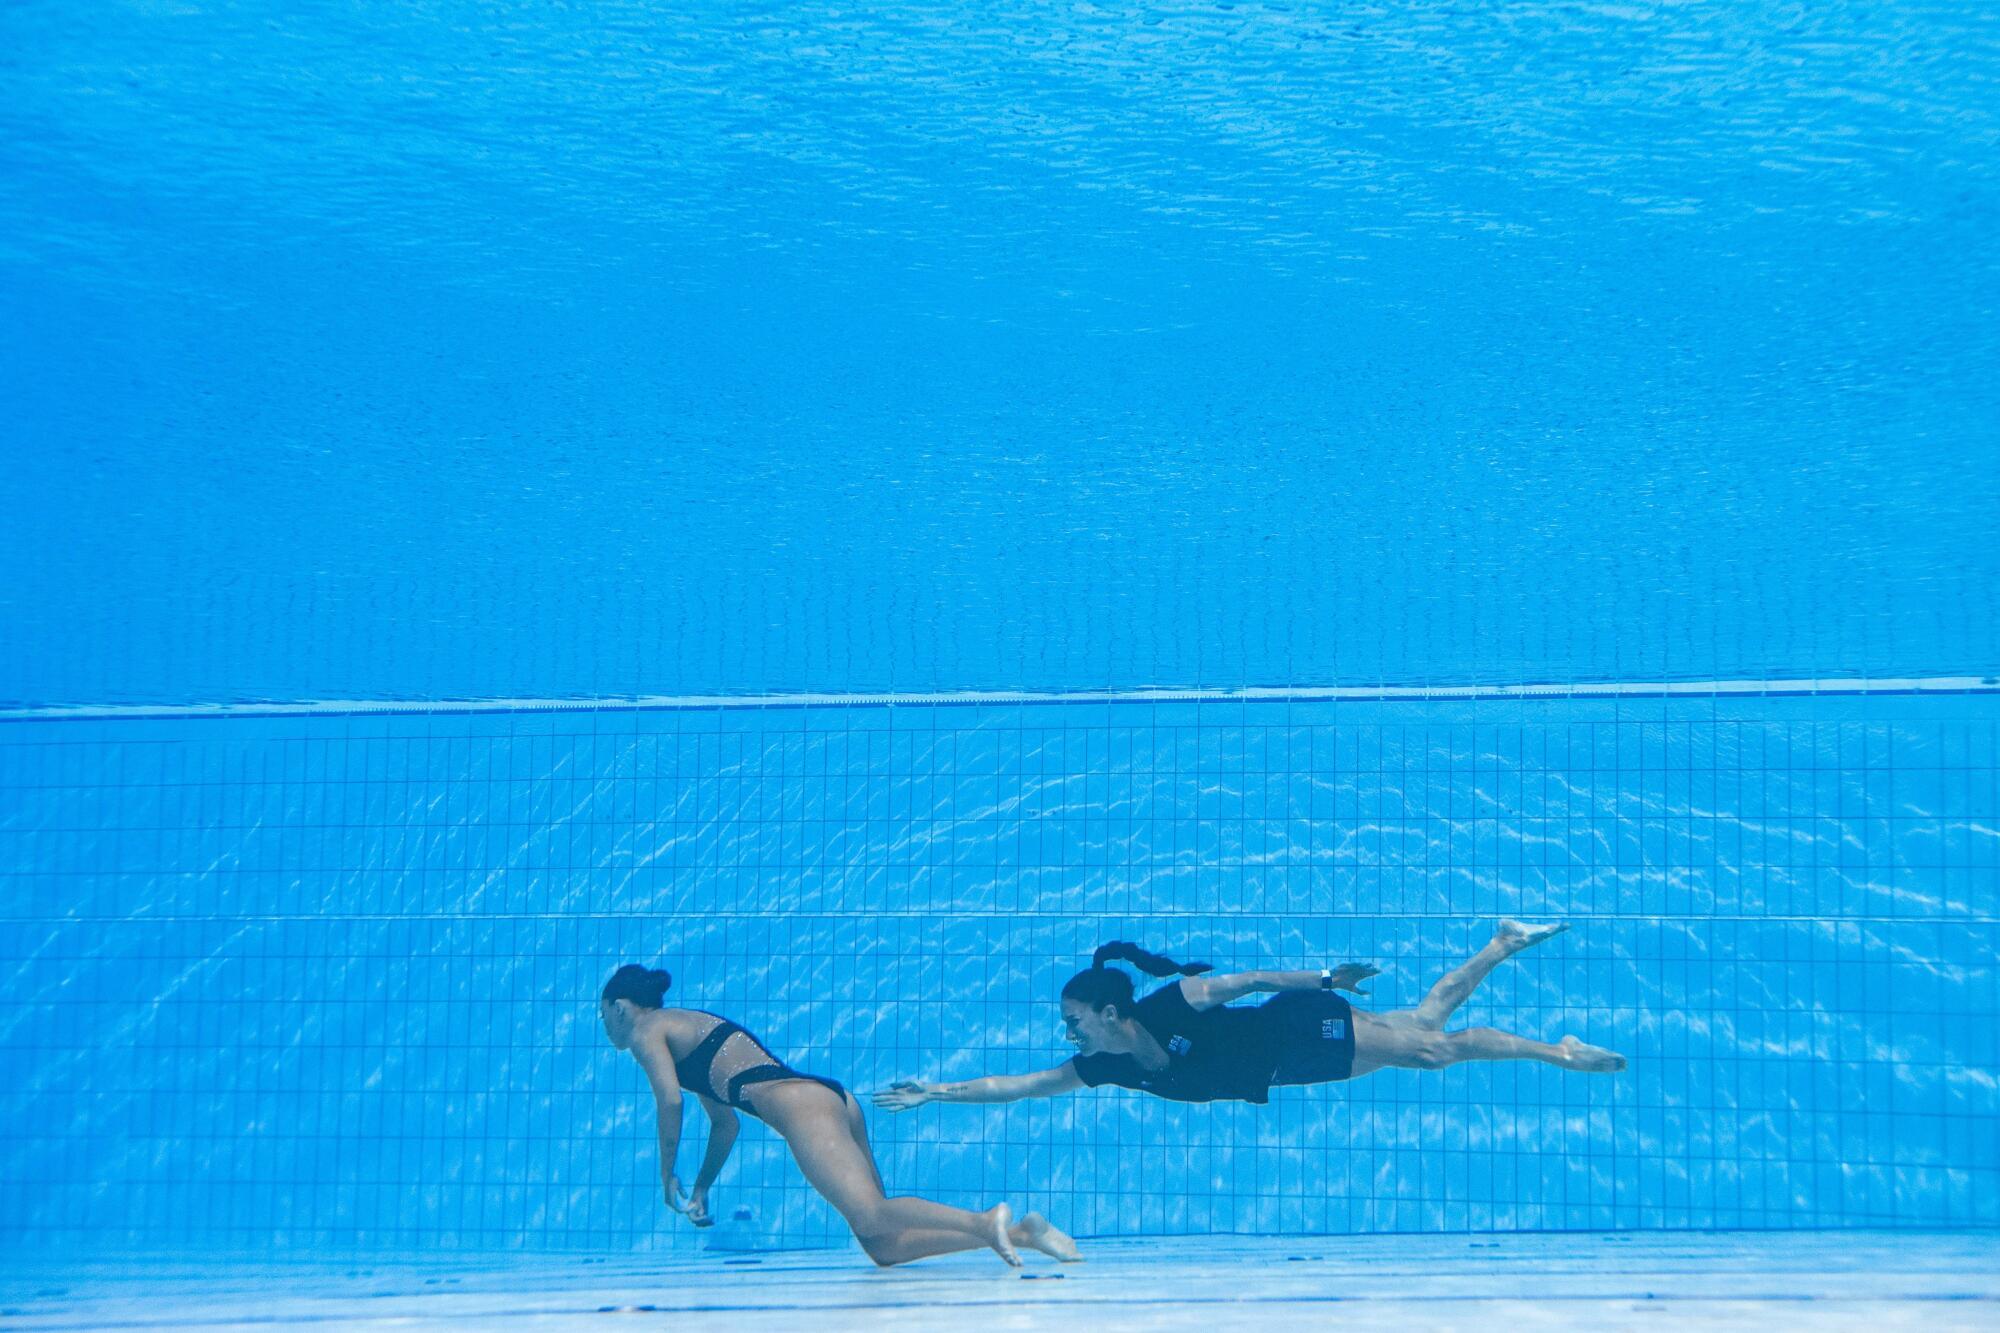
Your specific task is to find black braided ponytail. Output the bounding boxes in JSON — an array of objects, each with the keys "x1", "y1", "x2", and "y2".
[
  {"x1": 1061, "y1": 941, "x2": 1211, "y2": 1017},
  {"x1": 1091, "y1": 941, "x2": 1212, "y2": 978}
]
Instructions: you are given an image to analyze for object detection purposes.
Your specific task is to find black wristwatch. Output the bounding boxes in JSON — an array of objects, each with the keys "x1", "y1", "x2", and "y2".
[{"x1": 1319, "y1": 967, "x2": 1334, "y2": 990}]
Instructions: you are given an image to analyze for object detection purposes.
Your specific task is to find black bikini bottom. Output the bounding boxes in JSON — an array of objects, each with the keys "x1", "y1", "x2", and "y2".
[{"x1": 727, "y1": 1064, "x2": 848, "y2": 1114}]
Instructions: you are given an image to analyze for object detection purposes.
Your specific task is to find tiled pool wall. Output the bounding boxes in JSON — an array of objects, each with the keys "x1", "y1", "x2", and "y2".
[{"x1": 1, "y1": 694, "x2": 1994, "y2": 1251}]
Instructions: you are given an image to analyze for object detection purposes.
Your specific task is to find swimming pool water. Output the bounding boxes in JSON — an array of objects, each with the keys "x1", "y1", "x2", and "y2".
[
  {"x1": 3, "y1": 0, "x2": 1997, "y2": 708},
  {"x1": 1, "y1": 0, "x2": 1996, "y2": 1262}
]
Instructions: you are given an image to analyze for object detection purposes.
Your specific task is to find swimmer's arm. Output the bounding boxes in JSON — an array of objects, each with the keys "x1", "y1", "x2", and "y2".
[
  {"x1": 690, "y1": 1094, "x2": 740, "y2": 1195},
  {"x1": 1181, "y1": 965, "x2": 1378, "y2": 1010},
  {"x1": 1179, "y1": 971, "x2": 1273, "y2": 1009},
  {"x1": 873, "y1": 1063, "x2": 1084, "y2": 1110},
  {"x1": 631, "y1": 1038, "x2": 686, "y2": 1187}
]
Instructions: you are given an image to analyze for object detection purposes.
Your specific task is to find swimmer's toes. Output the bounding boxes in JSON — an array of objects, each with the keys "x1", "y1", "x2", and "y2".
[
  {"x1": 1561, "y1": 1035, "x2": 1625, "y2": 1073},
  {"x1": 1498, "y1": 919, "x2": 1569, "y2": 949},
  {"x1": 1019, "y1": 1212, "x2": 1083, "y2": 1262}
]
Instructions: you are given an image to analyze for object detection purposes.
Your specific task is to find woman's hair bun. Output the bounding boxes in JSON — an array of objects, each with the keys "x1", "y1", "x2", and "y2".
[{"x1": 602, "y1": 963, "x2": 674, "y2": 1008}]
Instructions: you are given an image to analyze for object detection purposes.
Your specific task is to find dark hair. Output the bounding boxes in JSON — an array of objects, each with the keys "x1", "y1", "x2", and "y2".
[
  {"x1": 602, "y1": 964, "x2": 674, "y2": 1009},
  {"x1": 1059, "y1": 942, "x2": 1212, "y2": 1018}
]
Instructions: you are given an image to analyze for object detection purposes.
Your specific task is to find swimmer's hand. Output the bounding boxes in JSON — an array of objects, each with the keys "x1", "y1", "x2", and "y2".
[
  {"x1": 871, "y1": 1081, "x2": 935, "y2": 1112},
  {"x1": 1326, "y1": 964, "x2": 1381, "y2": 995},
  {"x1": 664, "y1": 1176, "x2": 716, "y2": 1227}
]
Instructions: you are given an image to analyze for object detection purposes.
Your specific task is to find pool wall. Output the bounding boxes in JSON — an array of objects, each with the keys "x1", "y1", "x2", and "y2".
[{"x1": 2, "y1": 692, "x2": 1994, "y2": 1251}]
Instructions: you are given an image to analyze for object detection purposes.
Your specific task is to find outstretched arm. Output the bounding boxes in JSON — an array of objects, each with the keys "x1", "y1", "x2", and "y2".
[
  {"x1": 1180, "y1": 965, "x2": 1379, "y2": 1011},
  {"x1": 873, "y1": 1061, "x2": 1084, "y2": 1110}
]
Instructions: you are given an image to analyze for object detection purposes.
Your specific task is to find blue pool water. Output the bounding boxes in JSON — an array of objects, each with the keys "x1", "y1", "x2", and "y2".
[
  {"x1": 3, "y1": 0, "x2": 1997, "y2": 706},
  {"x1": 1, "y1": 0, "x2": 1997, "y2": 1265}
]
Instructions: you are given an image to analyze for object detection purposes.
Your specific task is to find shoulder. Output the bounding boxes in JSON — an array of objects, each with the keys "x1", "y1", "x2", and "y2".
[
  {"x1": 657, "y1": 1007, "x2": 723, "y2": 1041},
  {"x1": 650, "y1": 1006, "x2": 695, "y2": 1032},
  {"x1": 1137, "y1": 982, "x2": 1197, "y2": 1019},
  {"x1": 627, "y1": 1022, "x2": 683, "y2": 1097},
  {"x1": 630, "y1": 1010, "x2": 684, "y2": 1061}
]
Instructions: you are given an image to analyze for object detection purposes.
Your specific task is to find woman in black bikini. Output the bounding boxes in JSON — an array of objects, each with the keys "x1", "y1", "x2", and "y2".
[
  {"x1": 874, "y1": 921, "x2": 1626, "y2": 1113},
  {"x1": 598, "y1": 964, "x2": 1079, "y2": 1267}
]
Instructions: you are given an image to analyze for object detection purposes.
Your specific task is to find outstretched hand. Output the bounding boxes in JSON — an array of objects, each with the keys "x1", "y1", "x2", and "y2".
[
  {"x1": 870, "y1": 1081, "x2": 933, "y2": 1112},
  {"x1": 1326, "y1": 963, "x2": 1380, "y2": 995}
]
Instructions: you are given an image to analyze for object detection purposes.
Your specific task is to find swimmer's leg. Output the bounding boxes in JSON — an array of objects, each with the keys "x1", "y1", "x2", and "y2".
[
  {"x1": 1410, "y1": 919, "x2": 1568, "y2": 1030},
  {"x1": 840, "y1": 1090, "x2": 887, "y2": 1196},
  {"x1": 1351, "y1": 1012, "x2": 1624, "y2": 1076},
  {"x1": 1445, "y1": 1027, "x2": 1626, "y2": 1072},
  {"x1": 836, "y1": 1088, "x2": 1080, "y2": 1256},
  {"x1": 873, "y1": 1214, "x2": 1082, "y2": 1264},
  {"x1": 850, "y1": 1221, "x2": 1017, "y2": 1265},
  {"x1": 765, "y1": 1084, "x2": 1020, "y2": 1267}
]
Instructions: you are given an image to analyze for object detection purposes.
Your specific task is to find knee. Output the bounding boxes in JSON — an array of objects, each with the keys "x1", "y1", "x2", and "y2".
[
  {"x1": 846, "y1": 1202, "x2": 894, "y2": 1243},
  {"x1": 857, "y1": 1233, "x2": 899, "y2": 1267}
]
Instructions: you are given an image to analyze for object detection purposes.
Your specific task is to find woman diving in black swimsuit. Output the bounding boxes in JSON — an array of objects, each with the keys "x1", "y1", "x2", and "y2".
[
  {"x1": 598, "y1": 964, "x2": 1080, "y2": 1267},
  {"x1": 874, "y1": 921, "x2": 1626, "y2": 1113}
]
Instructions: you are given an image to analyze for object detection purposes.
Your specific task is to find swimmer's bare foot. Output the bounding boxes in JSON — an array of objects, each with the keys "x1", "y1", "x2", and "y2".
[
  {"x1": 1560, "y1": 1035, "x2": 1626, "y2": 1072},
  {"x1": 1496, "y1": 919, "x2": 1568, "y2": 954},
  {"x1": 1013, "y1": 1212, "x2": 1083, "y2": 1262},
  {"x1": 984, "y1": 1203, "x2": 1022, "y2": 1267}
]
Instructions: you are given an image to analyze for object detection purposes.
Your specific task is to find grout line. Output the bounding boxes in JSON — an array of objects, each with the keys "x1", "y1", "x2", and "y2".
[{"x1": 3, "y1": 676, "x2": 1998, "y2": 723}]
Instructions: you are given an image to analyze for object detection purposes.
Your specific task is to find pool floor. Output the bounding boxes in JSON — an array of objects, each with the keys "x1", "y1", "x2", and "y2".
[{"x1": 4, "y1": 1230, "x2": 1995, "y2": 1331}]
